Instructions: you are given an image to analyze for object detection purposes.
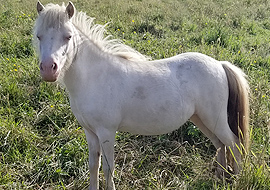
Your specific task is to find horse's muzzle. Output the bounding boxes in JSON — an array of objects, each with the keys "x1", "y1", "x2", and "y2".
[{"x1": 40, "y1": 61, "x2": 59, "y2": 82}]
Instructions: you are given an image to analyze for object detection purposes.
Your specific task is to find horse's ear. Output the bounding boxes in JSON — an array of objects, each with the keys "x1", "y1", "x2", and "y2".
[
  {"x1": 66, "y1": 2, "x2": 75, "y2": 19},
  {"x1": 37, "y1": 1, "x2": 45, "y2": 14}
]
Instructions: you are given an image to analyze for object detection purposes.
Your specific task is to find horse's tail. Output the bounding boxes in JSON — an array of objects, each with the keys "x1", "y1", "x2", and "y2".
[{"x1": 221, "y1": 61, "x2": 250, "y2": 153}]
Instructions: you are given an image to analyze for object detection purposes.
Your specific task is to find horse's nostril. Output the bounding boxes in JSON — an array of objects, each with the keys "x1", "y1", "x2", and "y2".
[
  {"x1": 40, "y1": 62, "x2": 57, "y2": 72},
  {"x1": 52, "y1": 63, "x2": 57, "y2": 70}
]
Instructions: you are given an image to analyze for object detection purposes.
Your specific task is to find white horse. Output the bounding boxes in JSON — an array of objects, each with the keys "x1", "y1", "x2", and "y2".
[{"x1": 34, "y1": 2, "x2": 250, "y2": 190}]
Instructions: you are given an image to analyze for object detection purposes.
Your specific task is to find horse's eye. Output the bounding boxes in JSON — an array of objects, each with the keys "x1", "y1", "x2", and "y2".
[
  {"x1": 37, "y1": 35, "x2": 41, "y2": 40},
  {"x1": 66, "y1": 35, "x2": 72, "y2": 40}
]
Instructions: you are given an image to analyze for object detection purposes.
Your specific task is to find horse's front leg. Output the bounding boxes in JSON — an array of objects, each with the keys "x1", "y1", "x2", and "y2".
[
  {"x1": 98, "y1": 129, "x2": 116, "y2": 190},
  {"x1": 84, "y1": 128, "x2": 101, "y2": 190}
]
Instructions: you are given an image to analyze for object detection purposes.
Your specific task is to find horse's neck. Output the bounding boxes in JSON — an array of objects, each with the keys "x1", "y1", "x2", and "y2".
[{"x1": 63, "y1": 38, "x2": 112, "y2": 96}]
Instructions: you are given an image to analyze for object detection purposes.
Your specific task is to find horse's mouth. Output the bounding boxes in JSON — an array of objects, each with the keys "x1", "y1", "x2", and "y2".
[{"x1": 40, "y1": 71, "x2": 59, "y2": 82}]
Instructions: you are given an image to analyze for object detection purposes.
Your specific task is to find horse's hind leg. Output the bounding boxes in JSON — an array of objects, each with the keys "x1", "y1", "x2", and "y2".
[
  {"x1": 192, "y1": 106, "x2": 241, "y2": 174},
  {"x1": 190, "y1": 115, "x2": 226, "y2": 177},
  {"x1": 205, "y1": 107, "x2": 241, "y2": 174},
  {"x1": 214, "y1": 120, "x2": 241, "y2": 174}
]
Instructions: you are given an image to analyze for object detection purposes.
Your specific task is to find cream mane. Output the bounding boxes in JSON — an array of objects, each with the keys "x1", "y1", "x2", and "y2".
[{"x1": 34, "y1": 3, "x2": 150, "y2": 62}]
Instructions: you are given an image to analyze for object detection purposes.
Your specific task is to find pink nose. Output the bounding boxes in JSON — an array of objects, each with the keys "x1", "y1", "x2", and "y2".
[{"x1": 40, "y1": 60, "x2": 59, "y2": 82}]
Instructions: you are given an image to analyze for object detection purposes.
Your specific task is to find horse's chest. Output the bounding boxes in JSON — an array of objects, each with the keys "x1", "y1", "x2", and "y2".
[
  {"x1": 69, "y1": 98, "x2": 89, "y2": 127},
  {"x1": 69, "y1": 94, "x2": 120, "y2": 131}
]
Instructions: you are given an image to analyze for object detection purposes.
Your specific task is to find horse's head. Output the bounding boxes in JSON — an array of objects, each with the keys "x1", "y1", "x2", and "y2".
[{"x1": 34, "y1": 2, "x2": 76, "y2": 82}]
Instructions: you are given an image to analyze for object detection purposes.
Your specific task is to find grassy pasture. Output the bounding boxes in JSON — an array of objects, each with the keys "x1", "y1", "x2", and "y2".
[{"x1": 0, "y1": 0, "x2": 269, "y2": 189}]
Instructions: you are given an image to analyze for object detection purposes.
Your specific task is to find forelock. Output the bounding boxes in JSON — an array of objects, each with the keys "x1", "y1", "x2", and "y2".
[{"x1": 35, "y1": 3, "x2": 70, "y2": 31}]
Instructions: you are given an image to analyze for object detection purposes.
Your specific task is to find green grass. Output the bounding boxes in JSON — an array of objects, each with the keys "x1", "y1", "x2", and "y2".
[{"x1": 0, "y1": 0, "x2": 269, "y2": 189}]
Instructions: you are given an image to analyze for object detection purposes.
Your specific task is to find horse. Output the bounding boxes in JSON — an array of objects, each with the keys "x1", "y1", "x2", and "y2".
[{"x1": 34, "y1": 2, "x2": 249, "y2": 190}]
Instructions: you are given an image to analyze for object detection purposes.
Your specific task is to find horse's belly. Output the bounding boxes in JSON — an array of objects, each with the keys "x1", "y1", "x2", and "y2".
[
  {"x1": 119, "y1": 107, "x2": 193, "y2": 135},
  {"x1": 119, "y1": 122, "x2": 186, "y2": 135}
]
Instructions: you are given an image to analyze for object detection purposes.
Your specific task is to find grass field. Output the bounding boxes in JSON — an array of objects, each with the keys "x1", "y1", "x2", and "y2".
[{"x1": 0, "y1": 0, "x2": 269, "y2": 189}]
